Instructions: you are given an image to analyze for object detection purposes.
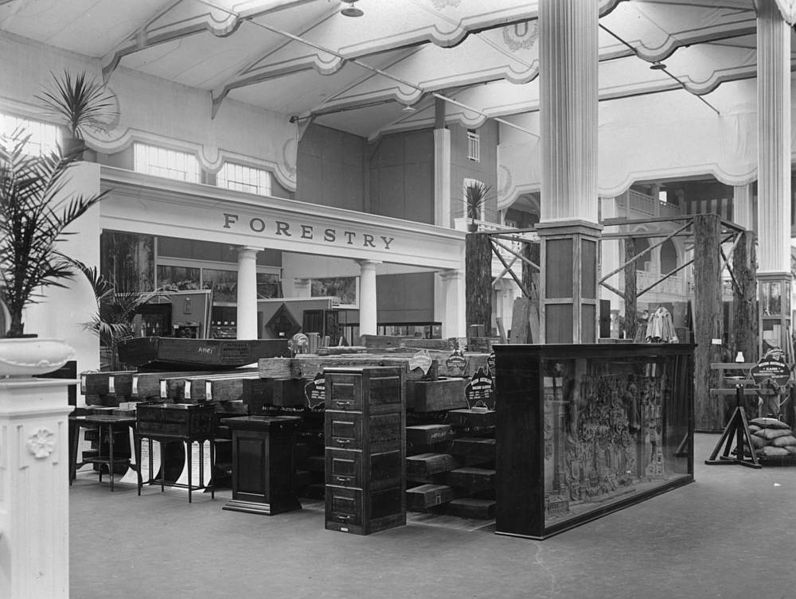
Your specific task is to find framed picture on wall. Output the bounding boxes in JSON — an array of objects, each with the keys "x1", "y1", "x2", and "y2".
[{"x1": 310, "y1": 276, "x2": 358, "y2": 308}]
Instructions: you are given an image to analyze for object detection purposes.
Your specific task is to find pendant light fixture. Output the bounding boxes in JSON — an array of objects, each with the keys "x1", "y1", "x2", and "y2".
[{"x1": 341, "y1": 0, "x2": 364, "y2": 17}]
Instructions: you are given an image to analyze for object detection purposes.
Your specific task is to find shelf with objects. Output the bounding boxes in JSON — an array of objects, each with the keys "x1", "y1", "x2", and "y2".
[{"x1": 494, "y1": 343, "x2": 694, "y2": 540}]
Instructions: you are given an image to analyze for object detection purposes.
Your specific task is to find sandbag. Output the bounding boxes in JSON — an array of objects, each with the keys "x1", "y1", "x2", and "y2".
[
  {"x1": 771, "y1": 435, "x2": 796, "y2": 448},
  {"x1": 754, "y1": 427, "x2": 793, "y2": 441},
  {"x1": 750, "y1": 435, "x2": 767, "y2": 449},
  {"x1": 759, "y1": 446, "x2": 789, "y2": 457},
  {"x1": 750, "y1": 417, "x2": 790, "y2": 430}
]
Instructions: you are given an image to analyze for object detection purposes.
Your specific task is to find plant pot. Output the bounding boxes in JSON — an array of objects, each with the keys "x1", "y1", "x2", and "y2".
[
  {"x1": 467, "y1": 222, "x2": 479, "y2": 233},
  {"x1": 0, "y1": 338, "x2": 75, "y2": 377}
]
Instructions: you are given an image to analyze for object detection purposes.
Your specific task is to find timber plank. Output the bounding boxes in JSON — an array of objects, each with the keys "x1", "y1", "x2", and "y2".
[
  {"x1": 444, "y1": 467, "x2": 496, "y2": 493},
  {"x1": 449, "y1": 437, "x2": 496, "y2": 465},
  {"x1": 406, "y1": 484, "x2": 456, "y2": 510},
  {"x1": 406, "y1": 378, "x2": 468, "y2": 412},
  {"x1": 444, "y1": 498, "x2": 495, "y2": 520},
  {"x1": 406, "y1": 424, "x2": 454, "y2": 453},
  {"x1": 406, "y1": 453, "x2": 458, "y2": 482}
]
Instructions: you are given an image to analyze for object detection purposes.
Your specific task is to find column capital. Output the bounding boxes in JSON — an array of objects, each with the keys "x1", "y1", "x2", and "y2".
[
  {"x1": 438, "y1": 269, "x2": 464, "y2": 282},
  {"x1": 238, "y1": 245, "x2": 263, "y2": 257},
  {"x1": 356, "y1": 259, "x2": 381, "y2": 268}
]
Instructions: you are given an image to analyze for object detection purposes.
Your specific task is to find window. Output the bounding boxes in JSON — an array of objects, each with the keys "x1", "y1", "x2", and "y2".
[
  {"x1": 218, "y1": 162, "x2": 271, "y2": 196},
  {"x1": 133, "y1": 143, "x2": 201, "y2": 183},
  {"x1": 311, "y1": 277, "x2": 358, "y2": 307},
  {"x1": 466, "y1": 129, "x2": 480, "y2": 162},
  {"x1": 0, "y1": 113, "x2": 60, "y2": 156}
]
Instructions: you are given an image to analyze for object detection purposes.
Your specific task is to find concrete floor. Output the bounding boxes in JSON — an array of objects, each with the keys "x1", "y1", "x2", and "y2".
[{"x1": 70, "y1": 434, "x2": 796, "y2": 599}]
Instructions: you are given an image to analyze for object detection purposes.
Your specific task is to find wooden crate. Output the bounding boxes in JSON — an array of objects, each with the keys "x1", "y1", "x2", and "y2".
[{"x1": 406, "y1": 378, "x2": 468, "y2": 412}]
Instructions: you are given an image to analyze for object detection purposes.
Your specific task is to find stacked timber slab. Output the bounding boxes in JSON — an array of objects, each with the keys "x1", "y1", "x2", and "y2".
[{"x1": 404, "y1": 379, "x2": 497, "y2": 520}]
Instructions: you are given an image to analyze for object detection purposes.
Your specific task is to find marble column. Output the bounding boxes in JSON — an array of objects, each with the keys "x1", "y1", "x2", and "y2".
[
  {"x1": 236, "y1": 246, "x2": 261, "y2": 340},
  {"x1": 0, "y1": 378, "x2": 73, "y2": 599},
  {"x1": 357, "y1": 260, "x2": 379, "y2": 337},
  {"x1": 438, "y1": 269, "x2": 466, "y2": 339},
  {"x1": 756, "y1": 0, "x2": 792, "y2": 354},
  {"x1": 537, "y1": 0, "x2": 601, "y2": 343},
  {"x1": 434, "y1": 97, "x2": 452, "y2": 228}
]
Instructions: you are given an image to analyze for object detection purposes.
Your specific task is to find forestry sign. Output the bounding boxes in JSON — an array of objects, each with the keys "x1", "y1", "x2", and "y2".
[{"x1": 222, "y1": 212, "x2": 395, "y2": 251}]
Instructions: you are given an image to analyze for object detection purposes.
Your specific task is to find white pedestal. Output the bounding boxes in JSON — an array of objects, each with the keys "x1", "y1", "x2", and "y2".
[{"x1": 0, "y1": 378, "x2": 73, "y2": 599}]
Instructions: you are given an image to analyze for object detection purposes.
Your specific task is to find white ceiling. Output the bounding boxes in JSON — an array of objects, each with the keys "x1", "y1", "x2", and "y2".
[{"x1": 0, "y1": 0, "x2": 792, "y2": 140}]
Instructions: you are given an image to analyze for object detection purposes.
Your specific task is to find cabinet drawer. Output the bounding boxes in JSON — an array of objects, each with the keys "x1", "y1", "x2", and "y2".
[
  {"x1": 326, "y1": 485, "x2": 362, "y2": 526},
  {"x1": 326, "y1": 448, "x2": 403, "y2": 489},
  {"x1": 326, "y1": 448, "x2": 362, "y2": 488},
  {"x1": 326, "y1": 375, "x2": 361, "y2": 411},
  {"x1": 325, "y1": 411, "x2": 363, "y2": 449}
]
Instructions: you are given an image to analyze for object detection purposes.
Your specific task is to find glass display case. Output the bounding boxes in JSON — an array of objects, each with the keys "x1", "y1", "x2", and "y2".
[{"x1": 495, "y1": 343, "x2": 694, "y2": 539}]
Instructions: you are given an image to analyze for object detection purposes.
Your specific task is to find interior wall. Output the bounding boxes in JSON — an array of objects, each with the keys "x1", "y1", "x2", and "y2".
[
  {"x1": 368, "y1": 129, "x2": 435, "y2": 224},
  {"x1": 296, "y1": 124, "x2": 366, "y2": 210},
  {"x1": 450, "y1": 121, "x2": 499, "y2": 222},
  {"x1": 0, "y1": 34, "x2": 298, "y2": 190}
]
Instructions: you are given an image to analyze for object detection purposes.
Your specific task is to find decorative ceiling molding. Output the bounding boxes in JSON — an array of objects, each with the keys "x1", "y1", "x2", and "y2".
[{"x1": 775, "y1": 0, "x2": 796, "y2": 24}]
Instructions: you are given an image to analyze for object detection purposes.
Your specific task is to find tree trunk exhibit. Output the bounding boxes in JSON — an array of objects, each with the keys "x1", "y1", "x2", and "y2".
[
  {"x1": 623, "y1": 237, "x2": 637, "y2": 340},
  {"x1": 731, "y1": 231, "x2": 758, "y2": 363},
  {"x1": 693, "y1": 214, "x2": 724, "y2": 431},
  {"x1": 465, "y1": 232, "x2": 492, "y2": 337}
]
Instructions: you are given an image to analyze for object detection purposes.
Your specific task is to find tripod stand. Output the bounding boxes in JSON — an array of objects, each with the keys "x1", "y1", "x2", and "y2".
[{"x1": 705, "y1": 384, "x2": 761, "y2": 469}]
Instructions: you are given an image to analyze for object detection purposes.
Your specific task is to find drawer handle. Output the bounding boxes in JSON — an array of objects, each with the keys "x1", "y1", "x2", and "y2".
[
  {"x1": 336, "y1": 514, "x2": 352, "y2": 521},
  {"x1": 336, "y1": 439, "x2": 352, "y2": 445},
  {"x1": 336, "y1": 400, "x2": 353, "y2": 408},
  {"x1": 336, "y1": 476, "x2": 351, "y2": 483}
]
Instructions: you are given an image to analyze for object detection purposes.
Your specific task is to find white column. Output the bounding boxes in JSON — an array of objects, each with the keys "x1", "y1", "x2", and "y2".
[
  {"x1": 539, "y1": 0, "x2": 599, "y2": 223},
  {"x1": 236, "y1": 246, "x2": 261, "y2": 340},
  {"x1": 434, "y1": 128, "x2": 452, "y2": 227},
  {"x1": 357, "y1": 260, "x2": 379, "y2": 336},
  {"x1": 756, "y1": 0, "x2": 791, "y2": 274},
  {"x1": 438, "y1": 269, "x2": 466, "y2": 339},
  {"x1": 733, "y1": 184, "x2": 754, "y2": 230},
  {"x1": 0, "y1": 378, "x2": 73, "y2": 599}
]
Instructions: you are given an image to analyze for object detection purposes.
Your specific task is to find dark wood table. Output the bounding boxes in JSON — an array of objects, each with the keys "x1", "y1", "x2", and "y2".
[
  {"x1": 134, "y1": 403, "x2": 216, "y2": 503},
  {"x1": 221, "y1": 415, "x2": 302, "y2": 516},
  {"x1": 70, "y1": 414, "x2": 137, "y2": 492}
]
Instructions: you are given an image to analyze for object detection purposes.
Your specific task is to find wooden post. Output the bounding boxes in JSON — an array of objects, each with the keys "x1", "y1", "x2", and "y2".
[
  {"x1": 465, "y1": 232, "x2": 492, "y2": 337},
  {"x1": 731, "y1": 231, "x2": 758, "y2": 363},
  {"x1": 693, "y1": 214, "x2": 724, "y2": 431},
  {"x1": 623, "y1": 237, "x2": 637, "y2": 340}
]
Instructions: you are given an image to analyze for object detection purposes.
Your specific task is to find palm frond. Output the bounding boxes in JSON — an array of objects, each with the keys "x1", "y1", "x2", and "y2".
[{"x1": 36, "y1": 70, "x2": 118, "y2": 139}]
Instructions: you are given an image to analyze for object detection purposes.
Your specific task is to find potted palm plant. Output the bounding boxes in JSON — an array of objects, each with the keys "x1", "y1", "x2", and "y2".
[
  {"x1": 37, "y1": 70, "x2": 117, "y2": 159},
  {"x1": 69, "y1": 259, "x2": 156, "y2": 370},
  {"x1": 465, "y1": 181, "x2": 491, "y2": 232},
  {"x1": 0, "y1": 130, "x2": 109, "y2": 341}
]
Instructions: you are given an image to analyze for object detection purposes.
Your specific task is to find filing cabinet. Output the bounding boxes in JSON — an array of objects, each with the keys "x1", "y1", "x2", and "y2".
[{"x1": 324, "y1": 366, "x2": 406, "y2": 535}]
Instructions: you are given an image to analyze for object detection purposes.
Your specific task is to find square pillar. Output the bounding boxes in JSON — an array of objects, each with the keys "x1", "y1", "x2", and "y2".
[
  {"x1": 0, "y1": 378, "x2": 73, "y2": 599},
  {"x1": 536, "y1": 220, "x2": 601, "y2": 344}
]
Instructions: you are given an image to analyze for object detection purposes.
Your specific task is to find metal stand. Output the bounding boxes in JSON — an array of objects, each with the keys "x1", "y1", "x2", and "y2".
[{"x1": 705, "y1": 384, "x2": 761, "y2": 469}]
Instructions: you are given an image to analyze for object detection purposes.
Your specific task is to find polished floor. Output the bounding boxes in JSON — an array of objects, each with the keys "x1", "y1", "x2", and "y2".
[{"x1": 70, "y1": 434, "x2": 796, "y2": 599}]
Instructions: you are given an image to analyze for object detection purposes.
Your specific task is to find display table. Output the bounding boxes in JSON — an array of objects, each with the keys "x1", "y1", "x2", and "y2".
[
  {"x1": 221, "y1": 415, "x2": 302, "y2": 516},
  {"x1": 70, "y1": 413, "x2": 137, "y2": 491},
  {"x1": 134, "y1": 403, "x2": 216, "y2": 502}
]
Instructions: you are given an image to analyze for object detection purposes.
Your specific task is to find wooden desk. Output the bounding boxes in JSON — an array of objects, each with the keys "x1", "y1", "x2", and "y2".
[
  {"x1": 134, "y1": 403, "x2": 216, "y2": 503},
  {"x1": 70, "y1": 414, "x2": 136, "y2": 492},
  {"x1": 221, "y1": 415, "x2": 302, "y2": 516}
]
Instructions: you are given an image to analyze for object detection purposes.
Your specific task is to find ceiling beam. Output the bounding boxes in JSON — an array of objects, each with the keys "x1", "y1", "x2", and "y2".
[{"x1": 102, "y1": 0, "x2": 317, "y2": 80}]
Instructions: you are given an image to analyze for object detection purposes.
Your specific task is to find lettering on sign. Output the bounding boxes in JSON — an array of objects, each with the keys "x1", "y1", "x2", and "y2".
[
  {"x1": 750, "y1": 347, "x2": 792, "y2": 389},
  {"x1": 446, "y1": 349, "x2": 467, "y2": 377},
  {"x1": 465, "y1": 367, "x2": 495, "y2": 410},
  {"x1": 305, "y1": 373, "x2": 326, "y2": 410},
  {"x1": 409, "y1": 350, "x2": 433, "y2": 376},
  {"x1": 223, "y1": 213, "x2": 395, "y2": 251}
]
